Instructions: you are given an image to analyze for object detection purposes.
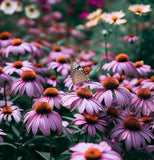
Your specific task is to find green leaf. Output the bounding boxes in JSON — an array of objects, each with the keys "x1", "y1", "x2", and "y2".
[
  {"x1": 0, "y1": 142, "x2": 17, "y2": 149},
  {"x1": 21, "y1": 135, "x2": 49, "y2": 147},
  {"x1": 62, "y1": 127, "x2": 75, "y2": 145},
  {"x1": 35, "y1": 150, "x2": 53, "y2": 160},
  {"x1": 55, "y1": 150, "x2": 71, "y2": 160}
]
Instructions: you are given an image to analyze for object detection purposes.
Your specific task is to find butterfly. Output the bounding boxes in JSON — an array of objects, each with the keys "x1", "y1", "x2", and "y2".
[{"x1": 71, "y1": 61, "x2": 89, "y2": 85}]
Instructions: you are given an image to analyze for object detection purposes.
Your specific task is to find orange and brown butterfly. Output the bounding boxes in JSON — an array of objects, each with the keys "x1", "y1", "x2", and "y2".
[{"x1": 71, "y1": 61, "x2": 89, "y2": 85}]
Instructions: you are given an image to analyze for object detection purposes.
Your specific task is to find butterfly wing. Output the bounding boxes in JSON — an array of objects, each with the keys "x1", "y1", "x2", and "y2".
[{"x1": 72, "y1": 69, "x2": 85, "y2": 85}]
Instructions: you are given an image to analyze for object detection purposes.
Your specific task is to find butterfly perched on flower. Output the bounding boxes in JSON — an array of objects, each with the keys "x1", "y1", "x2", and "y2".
[{"x1": 71, "y1": 61, "x2": 89, "y2": 85}]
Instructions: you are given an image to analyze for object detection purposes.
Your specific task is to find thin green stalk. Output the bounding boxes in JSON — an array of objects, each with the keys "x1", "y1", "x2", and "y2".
[
  {"x1": 3, "y1": 82, "x2": 7, "y2": 106},
  {"x1": 49, "y1": 134, "x2": 52, "y2": 160},
  {"x1": 77, "y1": 131, "x2": 81, "y2": 143}
]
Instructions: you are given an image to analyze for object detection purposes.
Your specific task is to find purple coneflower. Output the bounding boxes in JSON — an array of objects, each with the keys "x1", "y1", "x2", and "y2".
[
  {"x1": 102, "y1": 53, "x2": 138, "y2": 77},
  {"x1": 70, "y1": 141, "x2": 122, "y2": 160},
  {"x1": 141, "y1": 76, "x2": 154, "y2": 90},
  {"x1": 131, "y1": 88, "x2": 154, "y2": 115},
  {"x1": 134, "y1": 61, "x2": 152, "y2": 77},
  {"x1": 0, "y1": 105, "x2": 22, "y2": 123},
  {"x1": 0, "y1": 31, "x2": 13, "y2": 48},
  {"x1": 62, "y1": 88, "x2": 104, "y2": 113},
  {"x1": 46, "y1": 74, "x2": 61, "y2": 87},
  {"x1": 0, "y1": 66, "x2": 12, "y2": 87},
  {"x1": 110, "y1": 116, "x2": 154, "y2": 151},
  {"x1": 30, "y1": 42, "x2": 45, "y2": 59},
  {"x1": 94, "y1": 77, "x2": 132, "y2": 108},
  {"x1": 47, "y1": 46, "x2": 68, "y2": 62},
  {"x1": 47, "y1": 56, "x2": 71, "y2": 77},
  {"x1": 72, "y1": 113, "x2": 107, "y2": 137},
  {"x1": 3, "y1": 38, "x2": 32, "y2": 58},
  {"x1": 123, "y1": 33, "x2": 138, "y2": 43},
  {"x1": 33, "y1": 87, "x2": 64, "y2": 109},
  {"x1": 34, "y1": 63, "x2": 49, "y2": 75},
  {"x1": 24, "y1": 101, "x2": 62, "y2": 136},
  {"x1": 3, "y1": 60, "x2": 34, "y2": 75},
  {"x1": 11, "y1": 70, "x2": 44, "y2": 98},
  {"x1": 61, "y1": 45, "x2": 75, "y2": 57},
  {"x1": 80, "y1": 50, "x2": 95, "y2": 60}
]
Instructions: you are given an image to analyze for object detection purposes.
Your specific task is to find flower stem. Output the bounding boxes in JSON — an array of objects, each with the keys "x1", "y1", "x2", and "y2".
[
  {"x1": 104, "y1": 37, "x2": 108, "y2": 62},
  {"x1": 3, "y1": 82, "x2": 7, "y2": 106},
  {"x1": 85, "y1": 132, "x2": 88, "y2": 143},
  {"x1": 49, "y1": 134, "x2": 52, "y2": 160},
  {"x1": 16, "y1": 123, "x2": 25, "y2": 160},
  {"x1": 16, "y1": 123, "x2": 25, "y2": 144},
  {"x1": 77, "y1": 131, "x2": 81, "y2": 143}
]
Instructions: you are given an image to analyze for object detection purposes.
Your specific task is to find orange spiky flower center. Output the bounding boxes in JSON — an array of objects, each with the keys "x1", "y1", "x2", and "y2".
[
  {"x1": 50, "y1": 75, "x2": 57, "y2": 80},
  {"x1": 76, "y1": 88, "x2": 92, "y2": 99},
  {"x1": 107, "y1": 107, "x2": 119, "y2": 118},
  {"x1": 13, "y1": 61, "x2": 23, "y2": 69},
  {"x1": 34, "y1": 102, "x2": 52, "y2": 114},
  {"x1": 44, "y1": 88, "x2": 59, "y2": 97},
  {"x1": 0, "y1": 31, "x2": 11, "y2": 40},
  {"x1": 115, "y1": 53, "x2": 129, "y2": 62},
  {"x1": 123, "y1": 117, "x2": 140, "y2": 131},
  {"x1": 21, "y1": 70, "x2": 36, "y2": 82},
  {"x1": 56, "y1": 56, "x2": 67, "y2": 64},
  {"x1": 12, "y1": 39, "x2": 22, "y2": 46},
  {"x1": 2, "y1": 106, "x2": 12, "y2": 114},
  {"x1": 84, "y1": 113, "x2": 99, "y2": 124},
  {"x1": 134, "y1": 61, "x2": 143, "y2": 68},
  {"x1": 103, "y1": 77, "x2": 119, "y2": 90},
  {"x1": 84, "y1": 148, "x2": 102, "y2": 160},
  {"x1": 137, "y1": 88, "x2": 151, "y2": 99}
]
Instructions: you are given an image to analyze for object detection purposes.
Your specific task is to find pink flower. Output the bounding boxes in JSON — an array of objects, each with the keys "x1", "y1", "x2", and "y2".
[
  {"x1": 3, "y1": 60, "x2": 34, "y2": 75},
  {"x1": 131, "y1": 88, "x2": 154, "y2": 115},
  {"x1": 123, "y1": 33, "x2": 138, "y2": 43},
  {"x1": 62, "y1": 88, "x2": 104, "y2": 113},
  {"x1": 141, "y1": 76, "x2": 154, "y2": 90},
  {"x1": 101, "y1": 51, "x2": 116, "y2": 62},
  {"x1": 70, "y1": 141, "x2": 122, "y2": 160},
  {"x1": 30, "y1": 42, "x2": 45, "y2": 59},
  {"x1": 102, "y1": 11, "x2": 126, "y2": 25},
  {"x1": 52, "y1": 11, "x2": 62, "y2": 20},
  {"x1": 102, "y1": 53, "x2": 138, "y2": 77},
  {"x1": 46, "y1": 45, "x2": 69, "y2": 62},
  {"x1": 80, "y1": 50, "x2": 95, "y2": 60},
  {"x1": 79, "y1": 12, "x2": 89, "y2": 19},
  {"x1": 24, "y1": 102, "x2": 62, "y2": 136},
  {"x1": 11, "y1": 70, "x2": 44, "y2": 98},
  {"x1": 72, "y1": 113, "x2": 107, "y2": 137},
  {"x1": 0, "y1": 105, "x2": 22, "y2": 123},
  {"x1": 2, "y1": 38, "x2": 32, "y2": 58},
  {"x1": 95, "y1": 77, "x2": 132, "y2": 107},
  {"x1": 47, "y1": 56, "x2": 71, "y2": 77},
  {"x1": 128, "y1": 4, "x2": 151, "y2": 16},
  {"x1": 33, "y1": 87, "x2": 64, "y2": 110},
  {"x1": 46, "y1": 74, "x2": 61, "y2": 87},
  {"x1": 110, "y1": 116, "x2": 154, "y2": 151},
  {"x1": 0, "y1": 31, "x2": 13, "y2": 48},
  {"x1": 48, "y1": 24, "x2": 66, "y2": 34},
  {"x1": 134, "y1": 61, "x2": 152, "y2": 77},
  {"x1": 34, "y1": 63, "x2": 49, "y2": 75}
]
